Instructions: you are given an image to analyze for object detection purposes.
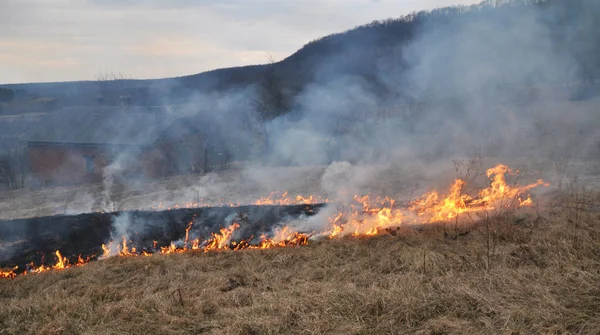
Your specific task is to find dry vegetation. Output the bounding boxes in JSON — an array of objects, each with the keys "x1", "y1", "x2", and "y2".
[{"x1": 1, "y1": 190, "x2": 599, "y2": 335}]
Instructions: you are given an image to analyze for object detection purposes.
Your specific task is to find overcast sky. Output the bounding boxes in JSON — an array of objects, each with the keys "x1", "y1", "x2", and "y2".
[{"x1": 1, "y1": 0, "x2": 480, "y2": 84}]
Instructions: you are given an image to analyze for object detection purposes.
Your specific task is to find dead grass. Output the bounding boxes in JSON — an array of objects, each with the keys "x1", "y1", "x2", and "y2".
[{"x1": 1, "y1": 192, "x2": 599, "y2": 335}]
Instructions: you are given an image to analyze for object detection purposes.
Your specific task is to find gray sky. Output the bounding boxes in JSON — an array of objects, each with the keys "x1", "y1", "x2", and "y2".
[{"x1": 1, "y1": 0, "x2": 480, "y2": 84}]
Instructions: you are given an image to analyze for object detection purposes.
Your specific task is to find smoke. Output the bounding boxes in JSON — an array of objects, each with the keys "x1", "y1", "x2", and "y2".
[
  {"x1": 252, "y1": 0, "x2": 600, "y2": 194},
  {"x1": 101, "y1": 212, "x2": 132, "y2": 258},
  {"x1": 320, "y1": 161, "x2": 382, "y2": 202},
  {"x1": 100, "y1": 159, "x2": 121, "y2": 212},
  {"x1": 0, "y1": 241, "x2": 15, "y2": 263},
  {"x1": 281, "y1": 204, "x2": 337, "y2": 238},
  {"x1": 2, "y1": 1, "x2": 600, "y2": 224}
]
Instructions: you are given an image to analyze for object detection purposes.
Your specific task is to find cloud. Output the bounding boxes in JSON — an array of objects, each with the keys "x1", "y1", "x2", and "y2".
[{"x1": 0, "y1": 0, "x2": 480, "y2": 83}]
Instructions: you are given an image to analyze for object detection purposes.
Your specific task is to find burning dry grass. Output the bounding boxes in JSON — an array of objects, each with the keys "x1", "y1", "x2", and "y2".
[
  {"x1": 1, "y1": 191, "x2": 599, "y2": 335},
  {"x1": 0, "y1": 163, "x2": 546, "y2": 279}
]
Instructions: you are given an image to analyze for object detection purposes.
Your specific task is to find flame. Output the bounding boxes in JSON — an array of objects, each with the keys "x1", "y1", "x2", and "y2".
[
  {"x1": 1, "y1": 266, "x2": 17, "y2": 279},
  {"x1": 253, "y1": 226, "x2": 310, "y2": 249},
  {"x1": 2, "y1": 164, "x2": 547, "y2": 280},
  {"x1": 471, "y1": 164, "x2": 547, "y2": 210},
  {"x1": 161, "y1": 242, "x2": 178, "y2": 254},
  {"x1": 191, "y1": 238, "x2": 200, "y2": 250},
  {"x1": 326, "y1": 195, "x2": 405, "y2": 238},
  {"x1": 410, "y1": 164, "x2": 546, "y2": 223},
  {"x1": 54, "y1": 250, "x2": 68, "y2": 269},
  {"x1": 77, "y1": 254, "x2": 92, "y2": 266},
  {"x1": 184, "y1": 221, "x2": 193, "y2": 249},
  {"x1": 119, "y1": 236, "x2": 132, "y2": 256},
  {"x1": 409, "y1": 179, "x2": 472, "y2": 222},
  {"x1": 203, "y1": 223, "x2": 240, "y2": 252},
  {"x1": 18, "y1": 250, "x2": 75, "y2": 275},
  {"x1": 101, "y1": 243, "x2": 111, "y2": 258}
]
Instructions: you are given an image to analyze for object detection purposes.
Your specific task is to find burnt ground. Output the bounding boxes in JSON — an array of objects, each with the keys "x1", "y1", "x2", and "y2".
[{"x1": 0, "y1": 204, "x2": 325, "y2": 274}]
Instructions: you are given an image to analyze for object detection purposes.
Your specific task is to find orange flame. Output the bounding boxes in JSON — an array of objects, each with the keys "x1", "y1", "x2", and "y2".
[
  {"x1": 101, "y1": 243, "x2": 111, "y2": 258},
  {"x1": 253, "y1": 226, "x2": 310, "y2": 249},
  {"x1": 54, "y1": 250, "x2": 68, "y2": 269},
  {"x1": 410, "y1": 164, "x2": 546, "y2": 223},
  {"x1": 326, "y1": 195, "x2": 404, "y2": 238},
  {"x1": 471, "y1": 164, "x2": 547, "y2": 210},
  {"x1": 20, "y1": 250, "x2": 74, "y2": 275},
  {"x1": 1, "y1": 266, "x2": 17, "y2": 279},
  {"x1": 184, "y1": 221, "x2": 193, "y2": 250},
  {"x1": 203, "y1": 223, "x2": 240, "y2": 252}
]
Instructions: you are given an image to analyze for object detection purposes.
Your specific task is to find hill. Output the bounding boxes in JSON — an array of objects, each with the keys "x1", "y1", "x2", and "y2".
[{"x1": 2, "y1": 0, "x2": 599, "y2": 115}]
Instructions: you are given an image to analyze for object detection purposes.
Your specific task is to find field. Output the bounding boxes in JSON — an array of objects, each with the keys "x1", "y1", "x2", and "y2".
[{"x1": 1, "y1": 188, "x2": 599, "y2": 334}]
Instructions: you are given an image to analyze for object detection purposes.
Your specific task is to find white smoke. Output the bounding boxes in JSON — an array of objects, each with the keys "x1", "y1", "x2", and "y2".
[{"x1": 101, "y1": 212, "x2": 132, "y2": 259}]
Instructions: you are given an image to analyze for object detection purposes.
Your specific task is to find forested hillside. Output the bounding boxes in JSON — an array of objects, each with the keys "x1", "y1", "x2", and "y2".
[{"x1": 2, "y1": 0, "x2": 599, "y2": 115}]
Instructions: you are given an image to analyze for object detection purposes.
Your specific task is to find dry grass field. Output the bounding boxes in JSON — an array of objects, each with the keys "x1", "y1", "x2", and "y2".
[{"x1": 1, "y1": 190, "x2": 599, "y2": 335}]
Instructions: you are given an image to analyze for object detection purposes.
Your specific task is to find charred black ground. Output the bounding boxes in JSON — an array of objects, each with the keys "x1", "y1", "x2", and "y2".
[{"x1": 0, "y1": 204, "x2": 325, "y2": 273}]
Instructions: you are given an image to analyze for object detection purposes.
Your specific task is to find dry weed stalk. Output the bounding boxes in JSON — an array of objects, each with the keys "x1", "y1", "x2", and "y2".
[{"x1": 451, "y1": 156, "x2": 484, "y2": 238}]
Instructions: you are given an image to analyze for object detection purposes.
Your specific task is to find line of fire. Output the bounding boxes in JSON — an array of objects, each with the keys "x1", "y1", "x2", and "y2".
[{"x1": 1, "y1": 164, "x2": 548, "y2": 279}]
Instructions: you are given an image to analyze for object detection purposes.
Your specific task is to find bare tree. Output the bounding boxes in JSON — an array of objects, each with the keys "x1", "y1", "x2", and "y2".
[
  {"x1": 0, "y1": 144, "x2": 29, "y2": 190},
  {"x1": 95, "y1": 70, "x2": 129, "y2": 86},
  {"x1": 94, "y1": 70, "x2": 132, "y2": 105}
]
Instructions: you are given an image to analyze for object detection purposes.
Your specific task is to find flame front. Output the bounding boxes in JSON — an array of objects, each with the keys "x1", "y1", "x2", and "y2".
[
  {"x1": 410, "y1": 164, "x2": 546, "y2": 223},
  {"x1": 2, "y1": 164, "x2": 547, "y2": 279},
  {"x1": 471, "y1": 164, "x2": 547, "y2": 210}
]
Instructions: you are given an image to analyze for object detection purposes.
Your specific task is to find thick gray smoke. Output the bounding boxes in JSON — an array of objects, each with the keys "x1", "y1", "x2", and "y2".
[{"x1": 261, "y1": 0, "x2": 600, "y2": 168}]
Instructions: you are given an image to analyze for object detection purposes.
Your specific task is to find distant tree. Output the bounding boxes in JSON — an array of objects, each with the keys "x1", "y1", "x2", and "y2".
[
  {"x1": 94, "y1": 70, "x2": 132, "y2": 105},
  {"x1": 0, "y1": 88, "x2": 14, "y2": 103},
  {"x1": 95, "y1": 70, "x2": 129, "y2": 86},
  {"x1": 0, "y1": 144, "x2": 28, "y2": 190}
]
